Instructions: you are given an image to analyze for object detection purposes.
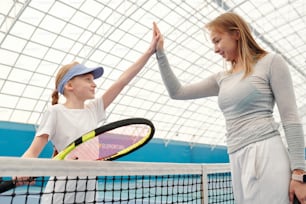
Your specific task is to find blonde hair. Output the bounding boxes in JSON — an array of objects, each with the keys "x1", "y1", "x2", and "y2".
[
  {"x1": 205, "y1": 12, "x2": 267, "y2": 77},
  {"x1": 51, "y1": 61, "x2": 79, "y2": 105}
]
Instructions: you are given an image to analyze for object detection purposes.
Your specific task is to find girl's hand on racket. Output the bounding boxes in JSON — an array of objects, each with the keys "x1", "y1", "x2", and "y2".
[{"x1": 14, "y1": 176, "x2": 35, "y2": 187}]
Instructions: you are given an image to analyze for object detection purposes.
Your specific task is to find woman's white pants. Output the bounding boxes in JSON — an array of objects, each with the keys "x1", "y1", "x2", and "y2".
[{"x1": 229, "y1": 136, "x2": 291, "y2": 204}]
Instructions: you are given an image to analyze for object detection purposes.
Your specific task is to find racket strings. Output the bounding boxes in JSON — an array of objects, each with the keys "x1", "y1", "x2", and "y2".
[{"x1": 65, "y1": 123, "x2": 152, "y2": 161}]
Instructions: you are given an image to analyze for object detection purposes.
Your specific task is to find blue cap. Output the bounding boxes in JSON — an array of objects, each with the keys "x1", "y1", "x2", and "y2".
[{"x1": 57, "y1": 64, "x2": 104, "y2": 94}]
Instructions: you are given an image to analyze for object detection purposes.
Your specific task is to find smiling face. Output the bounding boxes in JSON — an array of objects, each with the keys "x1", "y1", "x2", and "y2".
[
  {"x1": 68, "y1": 73, "x2": 97, "y2": 101},
  {"x1": 210, "y1": 29, "x2": 240, "y2": 63}
]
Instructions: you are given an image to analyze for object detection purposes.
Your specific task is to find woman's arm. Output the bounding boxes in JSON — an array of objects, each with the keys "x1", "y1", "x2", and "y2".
[
  {"x1": 270, "y1": 54, "x2": 305, "y2": 171},
  {"x1": 156, "y1": 50, "x2": 219, "y2": 99},
  {"x1": 155, "y1": 23, "x2": 219, "y2": 100}
]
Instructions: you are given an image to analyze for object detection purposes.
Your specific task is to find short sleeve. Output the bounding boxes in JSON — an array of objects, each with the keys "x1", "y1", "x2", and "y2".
[{"x1": 35, "y1": 107, "x2": 56, "y2": 140}]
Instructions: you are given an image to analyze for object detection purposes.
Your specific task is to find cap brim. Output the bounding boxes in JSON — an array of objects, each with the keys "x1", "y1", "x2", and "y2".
[
  {"x1": 90, "y1": 67, "x2": 104, "y2": 79},
  {"x1": 77, "y1": 66, "x2": 104, "y2": 79}
]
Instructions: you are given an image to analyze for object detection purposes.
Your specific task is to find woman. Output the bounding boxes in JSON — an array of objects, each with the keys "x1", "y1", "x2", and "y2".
[
  {"x1": 17, "y1": 22, "x2": 160, "y2": 203},
  {"x1": 154, "y1": 13, "x2": 306, "y2": 204}
]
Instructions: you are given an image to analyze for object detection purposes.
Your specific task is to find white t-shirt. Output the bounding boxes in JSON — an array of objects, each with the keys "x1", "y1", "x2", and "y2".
[
  {"x1": 36, "y1": 97, "x2": 106, "y2": 152},
  {"x1": 37, "y1": 97, "x2": 106, "y2": 204}
]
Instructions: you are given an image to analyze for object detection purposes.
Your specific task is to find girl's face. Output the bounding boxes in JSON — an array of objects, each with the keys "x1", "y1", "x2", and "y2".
[
  {"x1": 210, "y1": 29, "x2": 239, "y2": 62},
  {"x1": 69, "y1": 73, "x2": 96, "y2": 100}
]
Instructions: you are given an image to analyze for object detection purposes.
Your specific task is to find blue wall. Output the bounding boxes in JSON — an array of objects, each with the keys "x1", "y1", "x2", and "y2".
[
  {"x1": 0, "y1": 121, "x2": 53, "y2": 158},
  {"x1": 0, "y1": 121, "x2": 229, "y2": 163},
  {"x1": 118, "y1": 139, "x2": 229, "y2": 163}
]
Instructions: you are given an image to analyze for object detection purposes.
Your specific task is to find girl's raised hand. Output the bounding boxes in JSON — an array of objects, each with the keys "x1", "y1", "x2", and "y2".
[{"x1": 153, "y1": 22, "x2": 164, "y2": 52}]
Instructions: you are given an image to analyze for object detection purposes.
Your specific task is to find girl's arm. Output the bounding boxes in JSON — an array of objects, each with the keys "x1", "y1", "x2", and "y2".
[
  {"x1": 102, "y1": 22, "x2": 160, "y2": 109},
  {"x1": 22, "y1": 134, "x2": 49, "y2": 158},
  {"x1": 15, "y1": 134, "x2": 48, "y2": 186}
]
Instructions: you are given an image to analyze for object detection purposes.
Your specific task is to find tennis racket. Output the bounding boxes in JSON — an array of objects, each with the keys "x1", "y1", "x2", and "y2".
[{"x1": 0, "y1": 117, "x2": 155, "y2": 193}]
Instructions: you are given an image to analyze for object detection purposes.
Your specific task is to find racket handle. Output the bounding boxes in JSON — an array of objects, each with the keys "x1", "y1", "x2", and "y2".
[{"x1": 0, "y1": 180, "x2": 15, "y2": 194}]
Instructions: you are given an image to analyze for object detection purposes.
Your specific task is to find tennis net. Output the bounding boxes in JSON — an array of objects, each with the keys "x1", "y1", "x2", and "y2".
[{"x1": 0, "y1": 157, "x2": 234, "y2": 204}]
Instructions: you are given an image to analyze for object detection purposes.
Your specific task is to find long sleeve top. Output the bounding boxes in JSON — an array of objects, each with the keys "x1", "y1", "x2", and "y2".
[{"x1": 156, "y1": 49, "x2": 305, "y2": 171}]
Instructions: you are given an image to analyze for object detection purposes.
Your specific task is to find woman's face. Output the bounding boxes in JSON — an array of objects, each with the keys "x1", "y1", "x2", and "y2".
[{"x1": 210, "y1": 29, "x2": 239, "y2": 62}]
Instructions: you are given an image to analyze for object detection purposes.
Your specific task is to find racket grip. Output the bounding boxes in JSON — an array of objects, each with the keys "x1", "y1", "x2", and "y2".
[{"x1": 0, "y1": 180, "x2": 16, "y2": 194}]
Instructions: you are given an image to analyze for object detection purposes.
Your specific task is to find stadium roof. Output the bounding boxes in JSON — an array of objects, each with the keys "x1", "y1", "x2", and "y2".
[{"x1": 1, "y1": 0, "x2": 305, "y2": 147}]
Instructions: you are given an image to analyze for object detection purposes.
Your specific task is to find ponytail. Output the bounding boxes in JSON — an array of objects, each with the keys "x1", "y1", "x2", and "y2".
[
  {"x1": 51, "y1": 89, "x2": 59, "y2": 105},
  {"x1": 52, "y1": 61, "x2": 79, "y2": 105}
]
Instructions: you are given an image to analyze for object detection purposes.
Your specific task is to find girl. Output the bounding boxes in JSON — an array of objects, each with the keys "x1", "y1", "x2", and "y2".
[
  {"x1": 154, "y1": 13, "x2": 306, "y2": 204},
  {"x1": 18, "y1": 22, "x2": 160, "y2": 203}
]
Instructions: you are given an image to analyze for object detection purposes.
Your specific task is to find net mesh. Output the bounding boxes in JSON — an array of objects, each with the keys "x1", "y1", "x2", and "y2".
[{"x1": 0, "y1": 157, "x2": 234, "y2": 204}]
